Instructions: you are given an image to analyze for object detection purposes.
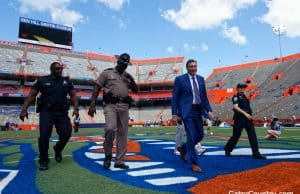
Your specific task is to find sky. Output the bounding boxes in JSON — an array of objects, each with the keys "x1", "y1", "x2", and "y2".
[{"x1": 0, "y1": 0, "x2": 300, "y2": 78}]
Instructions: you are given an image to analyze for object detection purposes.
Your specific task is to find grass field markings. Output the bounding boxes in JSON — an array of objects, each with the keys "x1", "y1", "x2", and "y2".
[
  {"x1": 0, "y1": 169, "x2": 18, "y2": 193},
  {"x1": 85, "y1": 152, "x2": 106, "y2": 159},
  {"x1": 204, "y1": 148, "x2": 300, "y2": 158},
  {"x1": 260, "y1": 140, "x2": 300, "y2": 146},
  {"x1": 147, "y1": 142, "x2": 175, "y2": 145},
  {"x1": 134, "y1": 134, "x2": 147, "y2": 136},
  {"x1": 3, "y1": 154, "x2": 75, "y2": 164},
  {"x1": 259, "y1": 136, "x2": 300, "y2": 140},
  {"x1": 87, "y1": 135, "x2": 103, "y2": 138},
  {"x1": 95, "y1": 161, "x2": 164, "y2": 171},
  {"x1": 162, "y1": 145, "x2": 218, "y2": 150},
  {"x1": 1, "y1": 153, "x2": 73, "y2": 164},
  {"x1": 202, "y1": 140, "x2": 227, "y2": 144},
  {"x1": 89, "y1": 145, "x2": 104, "y2": 150},
  {"x1": 236, "y1": 148, "x2": 300, "y2": 155},
  {"x1": 135, "y1": 139, "x2": 162, "y2": 142},
  {"x1": 267, "y1": 154, "x2": 300, "y2": 159},
  {"x1": 69, "y1": 140, "x2": 90, "y2": 142},
  {"x1": 201, "y1": 146, "x2": 218, "y2": 149},
  {"x1": 144, "y1": 177, "x2": 198, "y2": 186},
  {"x1": 283, "y1": 128, "x2": 300, "y2": 131},
  {"x1": 85, "y1": 152, "x2": 136, "y2": 160},
  {"x1": 284, "y1": 136, "x2": 300, "y2": 139},
  {"x1": 127, "y1": 168, "x2": 175, "y2": 177},
  {"x1": 162, "y1": 146, "x2": 175, "y2": 150},
  {"x1": 74, "y1": 137, "x2": 300, "y2": 191}
]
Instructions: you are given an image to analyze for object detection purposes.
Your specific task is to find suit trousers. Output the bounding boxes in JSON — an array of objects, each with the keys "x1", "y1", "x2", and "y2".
[
  {"x1": 39, "y1": 110, "x2": 72, "y2": 162},
  {"x1": 182, "y1": 106, "x2": 204, "y2": 165},
  {"x1": 103, "y1": 103, "x2": 129, "y2": 165},
  {"x1": 224, "y1": 117, "x2": 260, "y2": 155},
  {"x1": 175, "y1": 124, "x2": 185, "y2": 148}
]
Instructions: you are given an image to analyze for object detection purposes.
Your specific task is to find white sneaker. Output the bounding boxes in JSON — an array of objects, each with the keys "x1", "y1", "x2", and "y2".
[
  {"x1": 174, "y1": 149, "x2": 180, "y2": 155},
  {"x1": 196, "y1": 148, "x2": 206, "y2": 155}
]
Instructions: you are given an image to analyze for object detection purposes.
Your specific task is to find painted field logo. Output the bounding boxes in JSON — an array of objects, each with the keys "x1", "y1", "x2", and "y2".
[
  {"x1": 0, "y1": 141, "x2": 38, "y2": 194},
  {"x1": 73, "y1": 137, "x2": 300, "y2": 193}
]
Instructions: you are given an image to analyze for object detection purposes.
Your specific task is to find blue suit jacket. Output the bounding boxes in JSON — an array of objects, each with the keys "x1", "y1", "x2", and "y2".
[{"x1": 171, "y1": 73, "x2": 212, "y2": 119}]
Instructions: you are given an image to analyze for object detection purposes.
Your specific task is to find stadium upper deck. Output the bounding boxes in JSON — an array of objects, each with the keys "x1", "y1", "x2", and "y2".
[
  {"x1": 206, "y1": 53, "x2": 300, "y2": 120},
  {"x1": 0, "y1": 39, "x2": 299, "y2": 124},
  {"x1": 0, "y1": 40, "x2": 183, "y2": 84}
]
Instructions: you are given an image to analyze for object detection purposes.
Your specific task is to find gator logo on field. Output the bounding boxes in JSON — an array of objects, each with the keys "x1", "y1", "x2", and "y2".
[
  {"x1": 0, "y1": 142, "x2": 38, "y2": 194},
  {"x1": 73, "y1": 137, "x2": 300, "y2": 193}
]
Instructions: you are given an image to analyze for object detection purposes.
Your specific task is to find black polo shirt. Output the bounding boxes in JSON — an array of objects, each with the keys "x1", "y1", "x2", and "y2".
[
  {"x1": 232, "y1": 93, "x2": 252, "y2": 119},
  {"x1": 32, "y1": 75, "x2": 74, "y2": 111}
]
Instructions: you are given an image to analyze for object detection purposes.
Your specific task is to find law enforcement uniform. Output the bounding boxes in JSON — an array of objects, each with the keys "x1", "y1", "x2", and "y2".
[
  {"x1": 95, "y1": 68, "x2": 135, "y2": 166},
  {"x1": 224, "y1": 84, "x2": 261, "y2": 157},
  {"x1": 73, "y1": 116, "x2": 80, "y2": 133},
  {"x1": 33, "y1": 75, "x2": 74, "y2": 163}
]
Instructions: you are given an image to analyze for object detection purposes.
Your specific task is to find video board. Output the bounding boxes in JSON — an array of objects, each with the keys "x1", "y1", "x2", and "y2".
[{"x1": 18, "y1": 17, "x2": 72, "y2": 49}]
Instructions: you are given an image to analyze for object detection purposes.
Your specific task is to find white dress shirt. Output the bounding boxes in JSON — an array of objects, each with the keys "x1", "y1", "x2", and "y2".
[{"x1": 188, "y1": 74, "x2": 200, "y2": 104}]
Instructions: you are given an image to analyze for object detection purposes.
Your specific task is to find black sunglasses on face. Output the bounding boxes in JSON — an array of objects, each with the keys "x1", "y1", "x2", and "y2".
[{"x1": 54, "y1": 67, "x2": 63, "y2": 70}]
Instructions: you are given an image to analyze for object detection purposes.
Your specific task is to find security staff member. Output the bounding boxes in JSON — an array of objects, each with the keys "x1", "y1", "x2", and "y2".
[
  {"x1": 88, "y1": 53, "x2": 138, "y2": 170},
  {"x1": 224, "y1": 83, "x2": 266, "y2": 159},
  {"x1": 19, "y1": 62, "x2": 79, "y2": 170},
  {"x1": 73, "y1": 116, "x2": 80, "y2": 133}
]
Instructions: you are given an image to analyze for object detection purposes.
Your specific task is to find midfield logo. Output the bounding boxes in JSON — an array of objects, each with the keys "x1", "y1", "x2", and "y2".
[{"x1": 72, "y1": 137, "x2": 300, "y2": 193}]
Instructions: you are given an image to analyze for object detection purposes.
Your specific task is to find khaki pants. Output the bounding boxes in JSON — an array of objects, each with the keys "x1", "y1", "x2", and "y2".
[{"x1": 103, "y1": 103, "x2": 129, "y2": 165}]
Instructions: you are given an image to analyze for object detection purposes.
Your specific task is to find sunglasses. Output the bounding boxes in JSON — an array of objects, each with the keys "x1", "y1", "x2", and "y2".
[{"x1": 54, "y1": 67, "x2": 63, "y2": 70}]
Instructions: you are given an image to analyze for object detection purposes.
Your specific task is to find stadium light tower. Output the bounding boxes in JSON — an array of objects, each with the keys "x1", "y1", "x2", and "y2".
[{"x1": 272, "y1": 25, "x2": 287, "y2": 62}]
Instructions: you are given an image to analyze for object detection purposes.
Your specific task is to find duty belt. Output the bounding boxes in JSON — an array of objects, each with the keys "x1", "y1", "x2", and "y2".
[{"x1": 105, "y1": 96, "x2": 132, "y2": 104}]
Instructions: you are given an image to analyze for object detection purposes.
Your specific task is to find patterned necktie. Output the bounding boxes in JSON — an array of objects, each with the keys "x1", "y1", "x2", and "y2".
[{"x1": 192, "y1": 76, "x2": 201, "y2": 104}]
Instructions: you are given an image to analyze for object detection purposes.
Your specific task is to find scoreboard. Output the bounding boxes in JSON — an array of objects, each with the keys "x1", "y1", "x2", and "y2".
[{"x1": 18, "y1": 17, "x2": 73, "y2": 50}]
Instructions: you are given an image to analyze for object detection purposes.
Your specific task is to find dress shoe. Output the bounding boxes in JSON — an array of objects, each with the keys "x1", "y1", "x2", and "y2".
[
  {"x1": 39, "y1": 161, "x2": 49, "y2": 171},
  {"x1": 225, "y1": 150, "x2": 231, "y2": 157},
  {"x1": 177, "y1": 146, "x2": 187, "y2": 162},
  {"x1": 191, "y1": 164, "x2": 203, "y2": 173},
  {"x1": 114, "y1": 163, "x2": 129, "y2": 170},
  {"x1": 252, "y1": 154, "x2": 266, "y2": 160},
  {"x1": 53, "y1": 146, "x2": 62, "y2": 163},
  {"x1": 103, "y1": 154, "x2": 112, "y2": 170}
]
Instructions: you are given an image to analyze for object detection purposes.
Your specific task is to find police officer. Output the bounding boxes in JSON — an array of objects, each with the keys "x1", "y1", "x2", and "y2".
[
  {"x1": 19, "y1": 62, "x2": 79, "y2": 170},
  {"x1": 88, "y1": 53, "x2": 138, "y2": 170},
  {"x1": 73, "y1": 115, "x2": 80, "y2": 133},
  {"x1": 224, "y1": 83, "x2": 266, "y2": 159}
]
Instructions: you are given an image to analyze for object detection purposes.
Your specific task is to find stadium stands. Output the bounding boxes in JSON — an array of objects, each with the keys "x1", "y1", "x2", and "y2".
[
  {"x1": 1, "y1": 39, "x2": 299, "y2": 127},
  {"x1": 26, "y1": 50, "x2": 58, "y2": 75},
  {"x1": 0, "y1": 45, "x2": 23, "y2": 74},
  {"x1": 252, "y1": 63, "x2": 280, "y2": 85},
  {"x1": 222, "y1": 66, "x2": 256, "y2": 89},
  {"x1": 208, "y1": 55, "x2": 300, "y2": 120},
  {"x1": 61, "y1": 55, "x2": 93, "y2": 79}
]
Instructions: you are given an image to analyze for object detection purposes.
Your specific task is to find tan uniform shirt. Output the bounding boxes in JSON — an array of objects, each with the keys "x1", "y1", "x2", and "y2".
[{"x1": 95, "y1": 68, "x2": 133, "y2": 98}]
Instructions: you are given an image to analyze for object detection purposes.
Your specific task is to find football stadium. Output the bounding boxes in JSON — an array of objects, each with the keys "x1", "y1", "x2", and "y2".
[{"x1": 1, "y1": 3, "x2": 300, "y2": 194}]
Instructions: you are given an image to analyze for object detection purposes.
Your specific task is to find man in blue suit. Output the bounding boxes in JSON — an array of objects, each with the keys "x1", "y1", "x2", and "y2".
[{"x1": 172, "y1": 59, "x2": 213, "y2": 173}]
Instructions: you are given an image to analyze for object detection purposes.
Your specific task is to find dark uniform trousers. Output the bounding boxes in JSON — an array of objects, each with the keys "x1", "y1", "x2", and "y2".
[
  {"x1": 39, "y1": 110, "x2": 72, "y2": 162},
  {"x1": 182, "y1": 106, "x2": 204, "y2": 165},
  {"x1": 225, "y1": 116, "x2": 260, "y2": 155},
  {"x1": 103, "y1": 103, "x2": 129, "y2": 165}
]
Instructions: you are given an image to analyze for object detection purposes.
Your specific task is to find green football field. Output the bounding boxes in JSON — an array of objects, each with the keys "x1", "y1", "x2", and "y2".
[{"x1": 0, "y1": 126, "x2": 299, "y2": 194}]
